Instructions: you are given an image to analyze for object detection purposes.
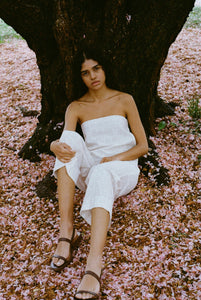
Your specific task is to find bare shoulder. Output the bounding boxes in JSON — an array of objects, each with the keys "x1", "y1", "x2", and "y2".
[
  {"x1": 64, "y1": 101, "x2": 81, "y2": 123},
  {"x1": 117, "y1": 92, "x2": 137, "y2": 112},
  {"x1": 64, "y1": 101, "x2": 80, "y2": 130},
  {"x1": 119, "y1": 92, "x2": 135, "y2": 103},
  {"x1": 67, "y1": 100, "x2": 80, "y2": 110},
  {"x1": 66, "y1": 100, "x2": 80, "y2": 114}
]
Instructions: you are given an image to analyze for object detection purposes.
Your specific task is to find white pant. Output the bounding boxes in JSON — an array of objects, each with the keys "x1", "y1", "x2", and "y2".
[{"x1": 53, "y1": 131, "x2": 140, "y2": 227}]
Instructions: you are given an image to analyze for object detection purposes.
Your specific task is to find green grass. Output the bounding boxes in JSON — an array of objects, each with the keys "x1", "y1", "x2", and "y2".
[
  {"x1": 0, "y1": 19, "x2": 22, "y2": 43},
  {"x1": 188, "y1": 98, "x2": 201, "y2": 119},
  {"x1": 185, "y1": 6, "x2": 201, "y2": 28}
]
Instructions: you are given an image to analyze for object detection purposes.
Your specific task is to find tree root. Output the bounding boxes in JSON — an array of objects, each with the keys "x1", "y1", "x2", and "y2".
[
  {"x1": 35, "y1": 171, "x2": 57, "y2": 200},
  {"x1": 18, "y1": 105, "x2": 39, "y2": 117},
  {"x1": 18, "y1": 121, "x2": 63, "y2": 162},
  {"x1": 154, "y1": 95, "x2": 179, "y2": 118},
  {"x1": 139, "y1": 139, "x2": 170, "y2": 186}
]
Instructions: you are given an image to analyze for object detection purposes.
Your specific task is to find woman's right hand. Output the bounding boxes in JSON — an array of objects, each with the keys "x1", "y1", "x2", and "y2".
[{"x1": 50, "y1": 140, "x2": 76, "y2": 163}]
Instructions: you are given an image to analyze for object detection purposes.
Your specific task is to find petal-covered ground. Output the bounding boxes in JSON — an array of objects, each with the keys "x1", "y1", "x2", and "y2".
[{"x1": 0, "y1": 27, "x2": 201, "y2": 299}]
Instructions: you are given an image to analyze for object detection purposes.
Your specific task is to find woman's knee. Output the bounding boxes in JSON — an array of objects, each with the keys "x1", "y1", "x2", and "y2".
[{"x1": 60, "y1": 131, "x2": 84, "y2": 152}]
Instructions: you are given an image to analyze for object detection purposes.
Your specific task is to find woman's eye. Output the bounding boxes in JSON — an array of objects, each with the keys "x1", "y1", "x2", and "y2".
[
  {"x1": 81, "y1": 71, "x2": 88, "y2": 76},
  {"x1": 94, "y1": 65, "x2": 101, "y2": 71}
]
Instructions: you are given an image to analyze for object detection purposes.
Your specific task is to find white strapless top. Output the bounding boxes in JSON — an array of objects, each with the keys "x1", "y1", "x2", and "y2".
[{"x1": 81, "y1": 115, "x2": 136, "y2": 162}]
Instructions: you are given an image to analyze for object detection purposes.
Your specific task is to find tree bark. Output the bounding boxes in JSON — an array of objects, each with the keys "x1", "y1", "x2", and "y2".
[{"x1": 0, "y1": 0, "x2": 195, "y2": 185}]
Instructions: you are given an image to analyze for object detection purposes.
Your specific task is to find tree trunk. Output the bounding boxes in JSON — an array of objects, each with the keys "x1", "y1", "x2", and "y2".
[{"x1": 0, "y1": 0, "x2": 195, "y2": 184}]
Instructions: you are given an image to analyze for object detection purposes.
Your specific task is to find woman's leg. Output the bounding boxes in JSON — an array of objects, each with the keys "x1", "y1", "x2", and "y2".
[
  {"x1": 75, "y1": 207, "x2": 110, "y2": 299},
  {"x1": 52, "y1": 131, "x2": 95, "y2": 268},
  {"x1": 52, "y1": 166, "x2": 76, "y2": 266}
]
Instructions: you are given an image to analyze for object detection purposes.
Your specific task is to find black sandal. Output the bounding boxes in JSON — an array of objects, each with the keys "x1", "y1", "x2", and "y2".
[
  {"x1": 50, "y1": 228, "x2": 81, "y2": 272},
  {"x1": 74, "y1": 270, "x2": 101, "y2": 300}
]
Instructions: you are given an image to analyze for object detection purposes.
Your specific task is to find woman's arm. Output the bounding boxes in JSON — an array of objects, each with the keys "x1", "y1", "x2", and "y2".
[
  {"x1": 50, "y1": 102, "x2": 79, "y2": 162},
  {"x1": 101, "y1": 95, "x2": 148, "y2": 163}
]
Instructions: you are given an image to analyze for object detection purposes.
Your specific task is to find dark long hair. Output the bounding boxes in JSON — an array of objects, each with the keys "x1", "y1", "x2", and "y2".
[{"x1": 72, "y1": 45, "x2": 113, "y2": 99}]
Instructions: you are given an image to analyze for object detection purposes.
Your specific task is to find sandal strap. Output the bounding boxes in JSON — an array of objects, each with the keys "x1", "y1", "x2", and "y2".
[
  {"x1": 52, "y1": 254, "x2": 67, "y2": 263},
  {"x1": 58, "y1": 237, "x2": 71, "y2": 243},
  {"x1": 84, "y1": 270, "x2": 101, "y2": 284},
  {"x1": 58, "y1": 228, "x2": 75, "y2": 244},
  {"x1": 74, "y1": 290, "x2": 98, "y2": 298},
  {"x1": 74, "y1": 270, "x2": 101, "y2": 299},
  {"x1": 71, "y1": 228, "x2": 76, "y2": 241}
]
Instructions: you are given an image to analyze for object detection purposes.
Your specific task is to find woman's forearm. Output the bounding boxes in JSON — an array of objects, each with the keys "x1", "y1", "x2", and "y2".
[{"x1": 114, "y1": 143, "x2": 148, "y2": 161}]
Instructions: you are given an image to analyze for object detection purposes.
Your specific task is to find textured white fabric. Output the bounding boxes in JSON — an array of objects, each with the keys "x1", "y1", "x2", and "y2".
[{"x1": 53, "y1": 115, "x2": 140, "y2": 226}]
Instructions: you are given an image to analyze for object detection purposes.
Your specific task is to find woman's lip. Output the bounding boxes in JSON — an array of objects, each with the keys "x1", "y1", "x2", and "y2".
[{"x1": 91, "y1": 81, "x2": 100, "y2": 86}]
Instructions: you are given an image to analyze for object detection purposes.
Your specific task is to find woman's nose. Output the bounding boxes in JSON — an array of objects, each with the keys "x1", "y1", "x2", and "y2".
[{"x1": 90, "y1": 71, "x2": 96, "y2": 79}]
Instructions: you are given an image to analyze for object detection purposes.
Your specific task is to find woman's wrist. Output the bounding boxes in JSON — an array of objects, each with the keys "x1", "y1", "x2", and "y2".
[{"x1": 113, "y1": 154, "x2": 122, "y2": 161}]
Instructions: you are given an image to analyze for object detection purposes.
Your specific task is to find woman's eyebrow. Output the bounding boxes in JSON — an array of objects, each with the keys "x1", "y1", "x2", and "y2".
[{"x1": 81, "y1": 64, "x2": 100, "y2": 73}]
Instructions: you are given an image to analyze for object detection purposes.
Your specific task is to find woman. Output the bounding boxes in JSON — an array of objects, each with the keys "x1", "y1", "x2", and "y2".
[{"x1": 50, "y1": 47, "x2": 148, "y2": 300}]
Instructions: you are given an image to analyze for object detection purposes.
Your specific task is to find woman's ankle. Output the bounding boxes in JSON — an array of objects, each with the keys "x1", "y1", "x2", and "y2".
[
  {"x1": 86, "y1": 254, "x2": 103, "y2": 273},
  {"x1": 59, "y1": 223, "x2": 74, "y2": 237}
]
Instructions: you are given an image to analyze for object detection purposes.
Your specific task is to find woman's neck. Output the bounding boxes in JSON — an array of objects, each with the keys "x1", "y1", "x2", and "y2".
[{"x1": 87, "y1": 85, "x2": 111, "y2": 103}]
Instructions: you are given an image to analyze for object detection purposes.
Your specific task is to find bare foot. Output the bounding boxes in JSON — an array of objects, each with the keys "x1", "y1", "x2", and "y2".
[{"x1": 75, "y1": 256, "x2": 102, "y2": 299}]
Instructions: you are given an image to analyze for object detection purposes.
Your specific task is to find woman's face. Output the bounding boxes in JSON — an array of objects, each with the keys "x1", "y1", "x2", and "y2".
[{"x1": 80, "y1": 59, "x2": 106, "y2": 90}]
